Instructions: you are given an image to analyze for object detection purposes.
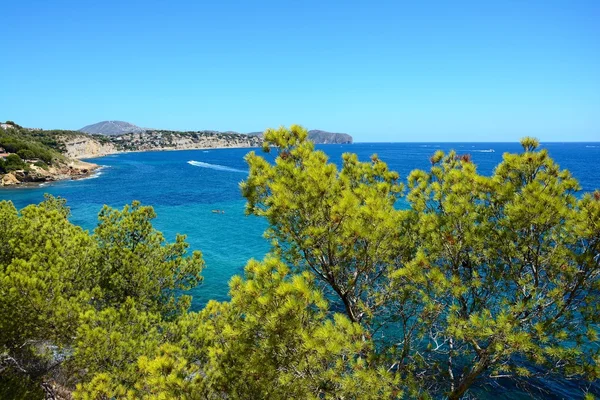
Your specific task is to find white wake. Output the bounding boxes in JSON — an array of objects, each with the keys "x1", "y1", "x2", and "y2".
[{"x1": 187, "y1": 160, "x2": 246, "y2": 173}]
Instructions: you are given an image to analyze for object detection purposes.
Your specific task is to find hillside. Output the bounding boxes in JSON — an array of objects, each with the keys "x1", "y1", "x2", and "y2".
[
  {"x1": 79, "y1": 120, "x2": 146, "y2": 135},
  {"x1": 0, "y1": 122, "x2": 98, "y2": 186}
]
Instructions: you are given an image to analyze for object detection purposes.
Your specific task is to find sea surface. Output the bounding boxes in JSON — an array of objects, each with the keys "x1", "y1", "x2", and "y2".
[
  {"x1": 1, "y1": 142, "x2": 599, "y2": 398},
  {"x1": 1, "y1": 142, "x2": 599, "y2": 307}
]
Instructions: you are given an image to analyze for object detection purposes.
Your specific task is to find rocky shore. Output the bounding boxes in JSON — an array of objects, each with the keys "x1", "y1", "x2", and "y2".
[{"x1": 1, "y1": 160, "x2": 100, "y2": 187}]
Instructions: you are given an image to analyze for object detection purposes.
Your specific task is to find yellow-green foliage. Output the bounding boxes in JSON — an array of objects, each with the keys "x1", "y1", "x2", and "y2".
[
  {"x1": 75, "y1": 258, "x2": 398, "y2": 399},
  {"x1": 0, "y1": 196, "x2": 204, "y2": 398},
  {"x1": 1, "y1": 126, "x2": 599, "y2": 399},
  {"x1": 243, "y1": 126, "x2": 600, "y2": 399}
]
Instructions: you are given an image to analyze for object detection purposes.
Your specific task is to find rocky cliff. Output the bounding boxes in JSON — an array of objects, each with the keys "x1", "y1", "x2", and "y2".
[{"x1": 61, "y1": 135, "x2": 118, "y2": 159}]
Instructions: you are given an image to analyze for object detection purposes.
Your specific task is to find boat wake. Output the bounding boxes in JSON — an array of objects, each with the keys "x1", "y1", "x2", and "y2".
[
  {"x1": 472, "y1": 149, "x2": 495, "y2": 153},
  {"x1": 187, "y1": 160, "x2": 246, "y2": 173}
]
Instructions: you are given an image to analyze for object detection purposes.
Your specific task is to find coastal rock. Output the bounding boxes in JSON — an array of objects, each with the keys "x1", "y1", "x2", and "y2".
[
  {"x1": 1, "y1": 173, "x2": 20, "y2": 186},
  {"x1": 13, "y1": 169, "x2": 47, "y2": 183},
  {"x1": 0, "y1": 161, "x2": 99, "y2": 187}
]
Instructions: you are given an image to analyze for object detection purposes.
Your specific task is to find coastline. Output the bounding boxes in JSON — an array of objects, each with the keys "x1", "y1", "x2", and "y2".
[
  {"x1": 77, "y1": 144, "x2": 264, "y2": 160},
  {"x1": 0, "y1": 160, "x2": 101, "y2": 189},
  {"x1": 0, "y1": 145, "x2": 263, "y2": 188}
]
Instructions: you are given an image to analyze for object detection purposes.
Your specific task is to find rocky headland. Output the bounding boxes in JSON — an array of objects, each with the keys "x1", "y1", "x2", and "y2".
[{"x1": 1, "y1": 159, "x2": 99, "y2": 187}]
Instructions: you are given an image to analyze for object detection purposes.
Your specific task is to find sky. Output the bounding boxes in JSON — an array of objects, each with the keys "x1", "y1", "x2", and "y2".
[{"x1": 1, "y1": 0, "x2": 599, "y2": 142}]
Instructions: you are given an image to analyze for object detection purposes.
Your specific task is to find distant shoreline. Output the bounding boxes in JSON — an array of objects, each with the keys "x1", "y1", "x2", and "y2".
[{"x1": 77, "y1": 144, "x2": 265, "y2": 160}]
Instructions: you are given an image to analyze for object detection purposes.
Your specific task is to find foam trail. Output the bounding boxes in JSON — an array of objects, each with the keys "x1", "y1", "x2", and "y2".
[
  {"x1": 187, "y1": 160, "x2": 246, "y2": 173},
  {"x1": 471, "y1": 149, "x2": 495, "y2": 153}
]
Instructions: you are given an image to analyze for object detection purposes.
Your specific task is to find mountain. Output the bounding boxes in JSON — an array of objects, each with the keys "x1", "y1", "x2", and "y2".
[
  {"x1": 79, "y1": 121, "x2": 146, "y2": 136},
  {"x1": 248, "y1": 129, "x2": 353, "y2": 144}
]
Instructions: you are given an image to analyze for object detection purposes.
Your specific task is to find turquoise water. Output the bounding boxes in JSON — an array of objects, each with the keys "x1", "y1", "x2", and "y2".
[
  {"x1": 1, "y1": 143, "x2": 599, "y2": 309},
  {"x1": 1, "y1": 142, "x2": 599, "y2": 398}
]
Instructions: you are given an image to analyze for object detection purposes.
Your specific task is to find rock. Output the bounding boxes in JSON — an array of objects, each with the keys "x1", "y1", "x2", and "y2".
[
  {"x1": 13, "y1": 169, "x2": 47, "y2": 182},
  {"x1": 1, "y1": 173, "x2": 20, "y2": 186}
]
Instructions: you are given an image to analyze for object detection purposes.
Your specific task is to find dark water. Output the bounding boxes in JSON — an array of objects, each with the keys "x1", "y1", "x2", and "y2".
[{"x1": 1, "y1": 142, "x2": 599, "y2": 398}]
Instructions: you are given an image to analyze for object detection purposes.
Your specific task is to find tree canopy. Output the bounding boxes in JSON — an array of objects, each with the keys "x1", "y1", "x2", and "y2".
[
  {"x1": 242, "y1": 126, "x2": 600, "y2": 399},
  {"x1": 1, "y1": 126, "x2": 598, "y2": 399}
]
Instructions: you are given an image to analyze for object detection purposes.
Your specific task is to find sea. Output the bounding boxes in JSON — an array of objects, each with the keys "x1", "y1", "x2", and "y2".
[{"x1": 1, "y1": 142, "x2": 599, "y2": 398}]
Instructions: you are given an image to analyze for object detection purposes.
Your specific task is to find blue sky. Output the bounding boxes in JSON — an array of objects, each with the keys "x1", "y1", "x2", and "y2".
[{"x1": 1, "y1": 0, "x2": 598, "y2": 142}]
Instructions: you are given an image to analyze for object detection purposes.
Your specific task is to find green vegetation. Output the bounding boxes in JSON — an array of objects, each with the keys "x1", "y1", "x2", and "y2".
[
  {"x1": 0, "y1": 197, "x2": 204, "y2": 398},
  {"x1": 0, "y1": 123, "x2": 65, "y2": 165},
  {"x1": 1, "y1": 126, "x2": 598, "y2": 399},
  {"x1": 0, "y1": 154, "x2": 27, "y2": 173},
  {"x1": 243, "y1": 127, "x2": 600, "y2": 398}
]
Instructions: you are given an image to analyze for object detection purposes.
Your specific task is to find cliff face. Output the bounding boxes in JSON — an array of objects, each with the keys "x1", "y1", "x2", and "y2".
[
  {"x1": 114, "y1": 131, "x2": 262, "y2": 152},
  {"x1": 61, "y1": 135, "x2": 118, "y2": 159}
]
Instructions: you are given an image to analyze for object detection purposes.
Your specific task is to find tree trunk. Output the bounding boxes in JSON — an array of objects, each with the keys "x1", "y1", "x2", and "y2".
[{"x1": 447, "y1": 358, "x2": 489, "y2": 400}]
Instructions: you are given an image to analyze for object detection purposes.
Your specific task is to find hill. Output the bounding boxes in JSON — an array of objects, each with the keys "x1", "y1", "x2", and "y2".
[{"x1": 79, "y1": 120, "x2": 146, "y2": 135}]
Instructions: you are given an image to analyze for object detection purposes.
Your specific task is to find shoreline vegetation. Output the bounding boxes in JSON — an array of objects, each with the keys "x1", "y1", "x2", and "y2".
[
  {"x1": 1, "y1": 122, "x2": 102, "y2": 187},
  {"x1": 1, "y1": 125, "x2": 598, "y2": 399}
]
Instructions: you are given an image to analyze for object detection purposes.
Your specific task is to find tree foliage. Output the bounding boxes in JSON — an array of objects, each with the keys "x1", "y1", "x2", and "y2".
[
  {"x1": 76, "y1": 258, "x2": 398, "y2": 399},
  {"x1": 0, "y1": 196, "x2": 204, "y2": 397},
  {"x1": 242, "y1": 126, "x2": 600, "y2": 398},
  {"x1": 0, "y1": 126, "x2": 63, "y2": 165},
  {"x1": 0, "y1": 126, "x2": 598, "y2": 399},
  {"x1": 0, "y1": 154, "x2": 27, "y2": 173}
]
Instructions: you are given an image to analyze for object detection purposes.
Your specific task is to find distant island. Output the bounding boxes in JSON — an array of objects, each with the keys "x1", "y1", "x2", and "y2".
[{"x1": 1, "y1": 120, "x2": 353, "y2": 186}]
